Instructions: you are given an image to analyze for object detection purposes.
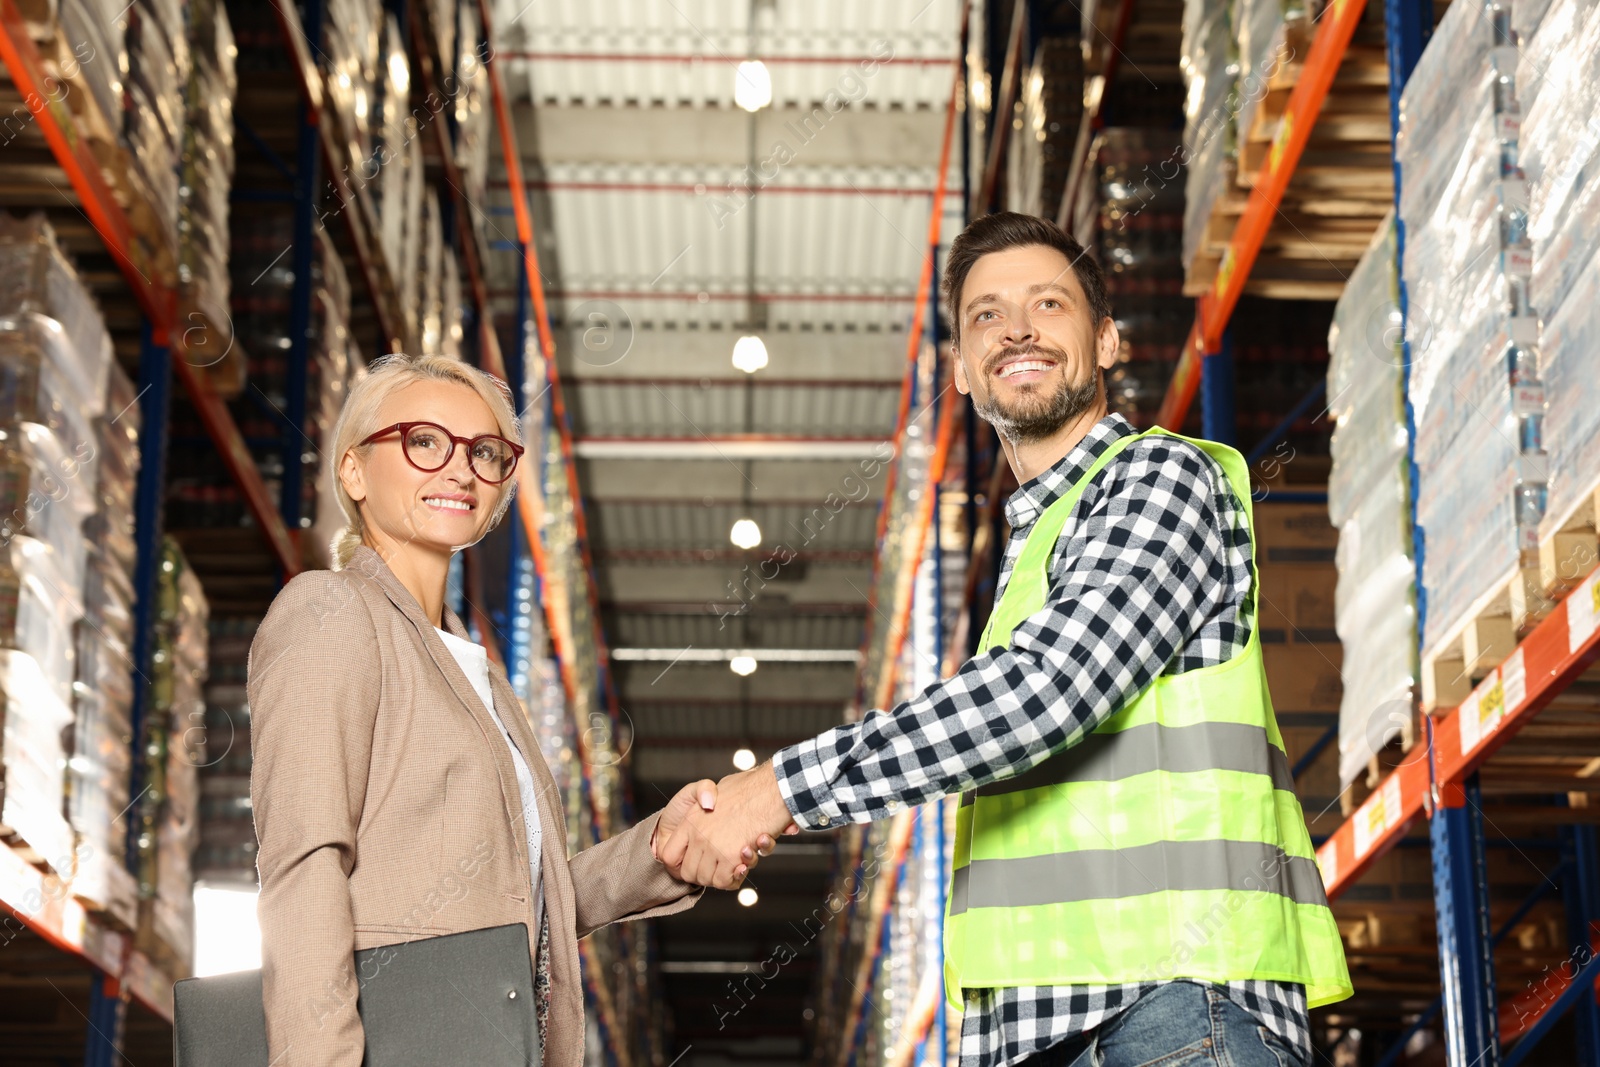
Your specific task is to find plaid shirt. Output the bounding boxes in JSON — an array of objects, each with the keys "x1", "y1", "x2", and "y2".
[{"x1": 774, "y1": 414, "x2": 1311, "y2": 1067}]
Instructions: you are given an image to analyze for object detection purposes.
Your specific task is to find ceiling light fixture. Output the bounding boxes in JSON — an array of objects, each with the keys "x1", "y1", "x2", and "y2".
[
  {"x1": 734, "y1": 59, "x2": 771, "y2": 112},
  {"x1": 732, "y1": 747, "x2": 757, "y2": 771},
  {"x1": 729, "y1": 655, "x2": 758, "y2": 677},
  {"x1": 732, "y1": 334, "x2": 769, "y2": 373},
  {"x1": 737, "y1": 886, "x2": 759, "y2": 907},
  {"x1": 729, "y1": 518, "x2": 762, "y2": 549}
]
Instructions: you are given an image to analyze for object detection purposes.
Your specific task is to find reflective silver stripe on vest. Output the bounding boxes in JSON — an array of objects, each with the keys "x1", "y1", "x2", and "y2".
[
  {"x1": 959, "y1": 720, "x2": 1293, "y2": 807},
  {"x1": 947, "y1": 838, "x2": 1328, "y2": 916}
]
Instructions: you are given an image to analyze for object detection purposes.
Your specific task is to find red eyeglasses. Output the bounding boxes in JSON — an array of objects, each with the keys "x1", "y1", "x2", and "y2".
[{"x1": 359, "y1": 422, "x2": 525, "y2": 484}]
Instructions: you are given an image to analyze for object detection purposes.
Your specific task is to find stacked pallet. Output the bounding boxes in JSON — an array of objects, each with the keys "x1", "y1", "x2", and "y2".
[
  {"x1": 1181, "y1": 0, "x2": 1396, "y2": 299},
  {"x1": 1525, "y1": 0, "x2": 1600, "y2": 604},
  {"x1": 176, "y1": 0, "x2": 243, "y2": 396},
  {"x1": 1326, "y1": 219, "x2": 1417, "y2": 786},
  {"x1": 1408, "y1": 0, "x2": 1600, "y2": 711},
  {"x1": 0, "y1": 214, "x2": 112, "y2": 876},
  {"x1": 131, "y1": 538, "x2": 208, "y2": 975},
  {"x1": 68, "y1": 358, "x2": 142, "y2": 929}
]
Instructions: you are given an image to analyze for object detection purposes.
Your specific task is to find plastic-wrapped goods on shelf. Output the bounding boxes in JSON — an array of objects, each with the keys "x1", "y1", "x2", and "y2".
[
  {"x1": 0, "y1": 647, "x2": 76, "y2": 871},
  {"x1": 1327, "y1": 219, "x2": 1406, "y2": 530},
  {"x1": 418, "y1": 192, "x2": 446, "y2": 354},
  {"x1": 304, "y1": 228, "x2": 358, "y2": 568},
  {"x1": 376, "y1": 14, "x2": 415, "y2": 315},
  {"x1": 1518, "y1": 0, "x2": 1600, "y2": 535},
  {"x1": 1327, "y1": 218, "x2": 1416, "y2": 785},
  {"x1": 0, "y1": 318, "x2": 98, "y2": 487},
  {"x1": 1179, "y1": 0, "x2": 1234, "y2": 270},
  {"x1": 87, "y1": 360, "x2": 140, "y2": 576},
  {"x1": 0, "y1": 449, "x2": 96, "y2": 596},
  {"x1": 441, "y1": 251, "x2": 464, "y2": 360},
  {"x1": 1523, "y1": 0, "x2": 1600, "y2": 537},
  {"x1": 67, "y1": 680, "x2": 137, "y2": 924},
  {"x1": 455, "y1": 0, "x2": 492, "y2": 211},
  {"x1": 324, "y1": 0, "x2": 383, "y2": 163},
  {"x1": 134, "y1": 538, "x2": 208, "y2": 973},
  {"x1": 1399, "y1": 0, "x2": 1543, "y2": 653},
  {"x1": 0, "y1": 214, "x2": 113, "y2": 413},
  {"x1": 51, "y1": 0, "x2": 127, "y2": 145},
  {"x1": 1233, "y1": 0, "x2": 1288, "y2": 150},
  {"x1": 1392, "y1": 0, "x2": 1545, "y2": 220},
  {"x1": 178, "y1": 0, "x2": 242, "y2": 398},
  {"x1": 194, "y1": 615, "x2": 258, "y2": 886},
  {"x1": 1537, "y1": 245, "x2": 1600, "y2": 544},
  {"x1": 0, "y1": 533, "x2": 84, "y2": 703},
  {"x1": 123, "y1": 0, "x2": 189, "y2": 244},
  {"x1": 401, "y1": 134, "x2": 426, "y2": 340}
]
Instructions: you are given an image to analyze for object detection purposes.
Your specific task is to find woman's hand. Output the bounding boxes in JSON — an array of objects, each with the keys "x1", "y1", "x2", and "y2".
[{"x1": 652, "y1": 779, "x2": 777, "y2": 885}]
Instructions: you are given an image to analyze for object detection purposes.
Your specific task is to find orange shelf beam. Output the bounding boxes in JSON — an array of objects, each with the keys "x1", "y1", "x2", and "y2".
[
  {"x1": 1155, "y1": 0, "x2": 1369, "y2": 430},
  {"x1": 1318, "y1": 565, "x2": 1600, "y2": 900},
  {"x1": 481, "y1": 14, "x2": 621, "y2": 749},
  {"x1": 857, "y1": 26, "x2": 965, "y2": 712}
]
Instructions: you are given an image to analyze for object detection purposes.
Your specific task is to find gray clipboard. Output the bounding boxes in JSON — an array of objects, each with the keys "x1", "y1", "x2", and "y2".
[{"x1": 173, "y1": 922, "x2": 538, "y2": 1066}]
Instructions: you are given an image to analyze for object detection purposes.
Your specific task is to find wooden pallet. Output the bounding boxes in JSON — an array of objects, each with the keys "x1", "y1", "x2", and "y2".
[
  {"x1": 1183, "y1": 18, "x2": 1396, "y2": 300},
  {"x1": 1420, "y1": 477, "x2": 1600, "y2": 712}
]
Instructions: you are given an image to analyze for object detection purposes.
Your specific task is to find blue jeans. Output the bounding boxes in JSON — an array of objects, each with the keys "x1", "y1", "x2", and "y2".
[{"x1": 1021, "y1": 983, "x2": 1309, "y2": 1067}]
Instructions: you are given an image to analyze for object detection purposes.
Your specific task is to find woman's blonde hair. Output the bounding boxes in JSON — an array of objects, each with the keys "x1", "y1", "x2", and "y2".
[{"x1": 326, "y1": 353, "x2": 523, "y2": 570}]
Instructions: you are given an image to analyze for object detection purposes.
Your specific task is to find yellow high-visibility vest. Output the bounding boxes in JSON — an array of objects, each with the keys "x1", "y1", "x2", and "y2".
[{"x1": 942, "y1": 427, "x2": 1351, "y2": 1009}]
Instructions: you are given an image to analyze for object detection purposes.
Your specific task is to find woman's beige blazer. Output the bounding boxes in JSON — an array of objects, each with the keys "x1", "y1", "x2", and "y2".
[{"x1": 248, "y1": 544, "x2": 700, "y2": 1066}]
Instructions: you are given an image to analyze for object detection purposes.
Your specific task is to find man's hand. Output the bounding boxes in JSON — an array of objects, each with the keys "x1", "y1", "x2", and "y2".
[
  {"x1": 659, "y1": 762, "x2": 799, "y2": 890},
  {"x1": 653, "y1": 777, "x2": 781, "y2": 885}
]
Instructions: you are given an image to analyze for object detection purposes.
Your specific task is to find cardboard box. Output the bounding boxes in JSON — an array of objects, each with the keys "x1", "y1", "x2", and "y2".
[
  {"x1": 1253, "y1": 501, "x2": 1338, "y2": 565},
  {"x1": 1257, "y1": 562, "x2": 1339, "y2": 644},
  {"x1": 1282, "y1": 724, "x2": 1340, "y2": 796},
  {"x1": 1263, "y1": 640, "x2": 1343, "y2": 712}
]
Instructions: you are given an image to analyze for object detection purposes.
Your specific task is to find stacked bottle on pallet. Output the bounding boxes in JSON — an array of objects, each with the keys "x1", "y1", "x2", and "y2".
[
  {"x1": 191, "y1": 614, "x2": 256, "y2": 885},
  {"x1": 69, "y1": 357, "x2": 144, "y2": 928},
  {"x1": 132, "y1": 538, "x2": 209, "y2": 973},
  {"x1": 0, "y1": 214, "x2": 112, "y2": 877},
  {"x1": 1007, "y1": 32, "x2": 1083, "y2": 222},
  {"x1": 1178, "y1": 0, "x2": 1234, "y2": 274},
  {"x1": 1521, "y1": 0, "x2": 1600, "y2": 577},
  {"x1": 1177, "y1": 0, "x2": 1310, "y2": 288},
  {"x1": 1095, "y1": 129, "x2": 1189, "y2": 426},
  {"x1": 177, "y1": 0, "x2": 242, "y2": 396},
  {"x1": 1398, "y1": 0, "x2": 1552, "y2": 654},
  {"x1": 808, "y1": 456, "x2": 964, "y2": 1067},
  {"x1": 124, "y1": 0, "x2": 186, "y2": 271},
  {"x1": 1326, "y1": 218, "x2": 1417, "y2": 785}
]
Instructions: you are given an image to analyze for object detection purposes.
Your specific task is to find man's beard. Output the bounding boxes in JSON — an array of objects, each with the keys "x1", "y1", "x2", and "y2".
[{"x1": 973, "y1": 348, "x2": 1100, "y2": 443}]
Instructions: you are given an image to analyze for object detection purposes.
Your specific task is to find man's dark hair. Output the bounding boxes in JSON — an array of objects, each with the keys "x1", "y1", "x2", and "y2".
[{"x1": 941, "y1": 212, "x2": 1112, "y2": 342}]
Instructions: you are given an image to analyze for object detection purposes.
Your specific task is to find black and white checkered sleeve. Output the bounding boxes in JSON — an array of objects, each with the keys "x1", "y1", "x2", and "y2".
[{"x1": 772, "y1": 440, "x2": 1236, "y2": 829}]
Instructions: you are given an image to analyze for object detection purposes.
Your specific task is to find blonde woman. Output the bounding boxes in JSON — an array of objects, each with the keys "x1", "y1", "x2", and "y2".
[{"x1": 248, "y1": 354, "x2": 772, "y2": 1066}]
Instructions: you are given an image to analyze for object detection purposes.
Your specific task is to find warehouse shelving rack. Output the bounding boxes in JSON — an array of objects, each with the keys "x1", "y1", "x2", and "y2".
[
  {"x1": 0, "y1": 0, "x2": 634, "y2": 1062},
  {"x1": 821, "y1": 0, "x2": 1600, "y2": 1063},
  {"x1": 1128, "y1": 0, "x2": 1600, "y2": 1058}
]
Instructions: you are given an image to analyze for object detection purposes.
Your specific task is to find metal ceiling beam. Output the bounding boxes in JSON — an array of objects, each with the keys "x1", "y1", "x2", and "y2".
[
  {"x1": 530, "y1": 179, "x2": 947, "y2": 196},
  {"x1": 517, "y1": 105, "x2": 946, "y2": 167},
  {"x1": 575, "y1": 438, "x2": 892, "y2": 459},
  {"x1": 554, "y1": 330, "x2": 908, "y2": 382},
  {"x1": 572, "y1": 376, "x2": 902, "y2": 389},
  {"x1": 610, "y1": 648, "x2": 861, "y2": 663},
  {"x1": 503, "y1": 52, "x2": 960, "y2": 66},
  {"x1": 579, "y1": 459, "x2": 890, "y2": 499},
  {"x1": 606, "y1": 601, "x2": 866, "y2": 614},
  {"x1": 598, "y1": 548, "x2": 873, "y2": 563},
  {"x1": 535, "y1": 290, "x2": 918, "y2": 303}
]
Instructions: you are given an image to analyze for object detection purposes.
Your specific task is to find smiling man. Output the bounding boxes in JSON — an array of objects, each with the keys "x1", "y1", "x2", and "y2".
[{"x1": 664, "y1": 212, "x2": 1350, "y2": 1067}]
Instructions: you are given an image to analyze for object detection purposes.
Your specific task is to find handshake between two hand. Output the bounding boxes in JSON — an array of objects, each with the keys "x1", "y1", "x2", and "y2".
[{"x1": 651, "y1": 762, "x2": 802, "y2": 890}]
